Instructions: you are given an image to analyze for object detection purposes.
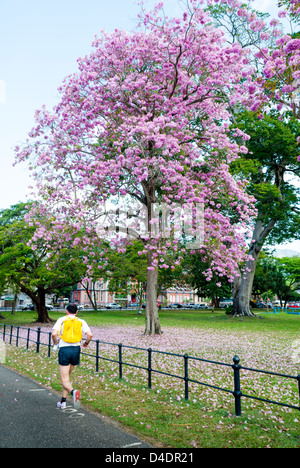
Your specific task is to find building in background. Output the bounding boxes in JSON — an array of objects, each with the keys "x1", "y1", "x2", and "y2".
[{"x1": 70, "y1": 279, "x2": 200, "y2": 308}]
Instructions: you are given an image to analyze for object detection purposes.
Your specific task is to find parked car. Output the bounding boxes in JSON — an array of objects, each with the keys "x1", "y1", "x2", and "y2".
[
  {"x1": 46, "y1": 304, "x2": 53, "y2": 310},
  {"x1": 142, "y1": 302, "x2": 161, "y2": 309},
  {"x1": 184, "y1": 303, "x2": 208, "y2": 309},
  {"x1": 169, "y1": 303, "x2": 183, "y2": 308},
  {"x1": 196, "y1": 303, "x2": 209, "y2": 309},
  {"x1": 288, "y1": 302, "x2": 300, "y2": 308},
  {"x1": 21, "y1": 304, "x2": 35, "y2": 311},
  {"x1": 219, "y1": 300, "x2": 233, "y2": 308},
  {"x1": 105, "y1": 303, "x2": 122, "y2": 309}
]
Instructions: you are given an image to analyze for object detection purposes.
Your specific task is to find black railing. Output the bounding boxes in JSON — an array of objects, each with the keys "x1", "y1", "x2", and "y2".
[{"x1": 1, "y1": 323, "x2": 299, "y2": 417}]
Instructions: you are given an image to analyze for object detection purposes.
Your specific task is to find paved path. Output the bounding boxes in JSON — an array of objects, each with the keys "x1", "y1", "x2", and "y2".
[{"x1": 0, "y1": 365, "x2": 152, "y2": 449}]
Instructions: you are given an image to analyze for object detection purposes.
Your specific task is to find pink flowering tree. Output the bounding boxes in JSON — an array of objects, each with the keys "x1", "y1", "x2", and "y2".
[
  {"x1": 210, "y1": 0, "x2": 299, "y2": 118},
  {"x1": 207, "y1": 0, "x2": 300, "y2": 316},
  {"x1": 15, "y1": 0, "x2": 260, "y2": 333},
  {"x1": 235, "y1": 1, "x2": 300, "y2": 121}
]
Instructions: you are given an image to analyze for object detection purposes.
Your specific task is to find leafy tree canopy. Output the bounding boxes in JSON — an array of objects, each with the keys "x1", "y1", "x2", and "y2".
[{"x1": 0, "y1": 203, "x2": 88, "y2": 322}]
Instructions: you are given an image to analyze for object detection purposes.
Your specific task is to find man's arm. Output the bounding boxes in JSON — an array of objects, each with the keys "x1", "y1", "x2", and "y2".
[
  {"x1": 82, "y1": 330, "x2": 93, "y2": 348},
  {"x1": 52, "y1": 330, "x2": 59, "y2": 345}
]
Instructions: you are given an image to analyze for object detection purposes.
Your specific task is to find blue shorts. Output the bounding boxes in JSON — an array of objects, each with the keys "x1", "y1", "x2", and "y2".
[{"x1": 58, "y1": 346, "x2": 80, "y2": 366}]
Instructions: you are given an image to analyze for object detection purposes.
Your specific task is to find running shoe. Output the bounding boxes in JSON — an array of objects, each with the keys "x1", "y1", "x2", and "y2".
[
  {"x1": 57, "y1": 401, "x2": 67, "y2": 409},
  {"x1": 73, "y1": 389, "x2": 80, "y2": 409}
]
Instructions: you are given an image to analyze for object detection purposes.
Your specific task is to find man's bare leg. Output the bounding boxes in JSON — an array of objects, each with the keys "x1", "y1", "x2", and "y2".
[{"x1": 59, "y1": 364, "x2": 75, "y2": 398}]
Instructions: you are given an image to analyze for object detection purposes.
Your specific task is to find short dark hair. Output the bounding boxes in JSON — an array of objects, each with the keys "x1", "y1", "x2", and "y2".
[{"x1": 66, "y1": 303, "x2": 78, "y2": 314}]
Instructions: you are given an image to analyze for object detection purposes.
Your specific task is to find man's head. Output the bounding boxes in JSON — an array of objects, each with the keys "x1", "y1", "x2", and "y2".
[{"x1": 66, "y1": 303, "x2": 78, "y2": 315}]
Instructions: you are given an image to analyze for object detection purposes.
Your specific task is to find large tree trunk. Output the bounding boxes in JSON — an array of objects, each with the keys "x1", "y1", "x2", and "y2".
[
  {"x1": 20, "y1": 285, "x2": 52, "y2": 323},
  {"x1": 141, "y1": 177, "x2": 162, "y2": 335},
  {"x1": 144, "y1": 250, "x2": 161, "y2": 335},
  {"x1": 11, "y1": 291, "x2": 18, "y2": 316},
  {"x1": 233, "y1": 259, "x2": 257, "y2": 317},
  {"x1": 233, "y1": 219, "x2": 276, "y2": 317},
  {"x1": 36, "y1": 287, "x2": 52, "y2": 323}
]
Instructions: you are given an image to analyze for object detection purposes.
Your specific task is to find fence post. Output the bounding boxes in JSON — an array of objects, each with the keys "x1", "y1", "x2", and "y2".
[
  {"x1": 26, "y1": 328, "x2": 30, "y2": 349},
  {"x1": 96, "y1": 340, "x2": 100, "y2": 373},
  {"x1": 184, "y1": 354, "x2": 189, "y2": 401},
  {"x1": 297, "y1": 374, "x2": 300, "y2": 407},
  {"x1": 47, "y1": 332, "x2": 52, "y2": 358},
  {"x1": 148, "y1": 348, "x2": 152, "y2": 389},
  {"x1": 3, "y1": 324, "x2": 6, "y2": 342},
  {"x1": 36, "y1": 327, "x2": 41, "y2": 353},
  {"x1": 16, "y1": 327, "x2": 19, "y2": 347},
  {"x1": 118, "y1": 343, "x2": 123, "y2": 380},
  {"x1": 9, "y1": 326, "x2": 13, "y2": 345},
  {"x1": 232, "y1": 355, "x2": 242, "y2": 416}
]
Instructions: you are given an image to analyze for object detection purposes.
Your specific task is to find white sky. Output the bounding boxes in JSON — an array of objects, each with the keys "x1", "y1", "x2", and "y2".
[{"x1": 0, "y1": 0, "x2": 298, "y2": 253}]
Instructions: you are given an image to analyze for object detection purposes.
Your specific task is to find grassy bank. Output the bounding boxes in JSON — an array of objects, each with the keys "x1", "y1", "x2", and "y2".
[{"x1": 1, "y1": 309, "x2": 299, "y2": 448}]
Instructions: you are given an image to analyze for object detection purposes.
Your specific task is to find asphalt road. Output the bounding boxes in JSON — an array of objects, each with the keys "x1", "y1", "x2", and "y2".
[{"x1": 0, "y1": 365, "x2": 153, "y2": 449}]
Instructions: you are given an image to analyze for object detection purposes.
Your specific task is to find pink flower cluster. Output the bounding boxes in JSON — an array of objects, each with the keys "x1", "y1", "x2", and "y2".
[
  {"x1": 14, "y1": 0, "x2": 262, "y2": 283},
  {"x1": 245, "y1": 1, "x2": 300, "y2": 119},
  {"x1": 14, "y1": 0, "x2": 299, "y2": 286}
]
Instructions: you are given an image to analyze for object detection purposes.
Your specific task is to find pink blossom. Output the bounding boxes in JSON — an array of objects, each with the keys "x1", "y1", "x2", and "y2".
[
  {"x1": 260, "y1": 32, "x2": 270, "y2": 41},
  {"x1": 270, "y1": 19, "x2": 280, "y2": 27},
  {"x1": 250, "y1": 101, "x2": 261, "y2": 112},
  {"x1": 284, "y1": 39, "x2": 300, "y2": 55},
  {"x1": 282, "y1": 85, "x2": 294, "y2": 93},
  {"x1": 14, "y1": 0, "x2": 259, "y2": 296}
]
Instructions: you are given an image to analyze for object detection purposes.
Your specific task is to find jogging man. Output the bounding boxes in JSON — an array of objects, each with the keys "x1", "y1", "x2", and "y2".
[{"x1": 52, "y1": 303, "x2": 93, "y2": 409}]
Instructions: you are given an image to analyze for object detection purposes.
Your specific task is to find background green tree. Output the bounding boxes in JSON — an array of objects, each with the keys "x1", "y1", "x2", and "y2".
[
  {"x1": 184, "y1": 252, "x2": 232, "y2": 310},
  {"x1": 0, "y1": 203, "x2": 87, "y2": 323},
  {"x1": 253, "y1": 253, "x2": 290, "y2": 306},
  {"x1": 277, "y1": 256, "x2": 300, "y2": 304},
  {"x1": 105, "y1": 241, "x2": 147, "y2": 309},
  {"x1": 230, "y1": 111, "x2": 300, "y2": 316}
]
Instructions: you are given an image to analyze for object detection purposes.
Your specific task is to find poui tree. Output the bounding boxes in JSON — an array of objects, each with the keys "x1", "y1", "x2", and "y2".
[{"x1": 15, "y1": 1, "x2": 261, "y2": 333}]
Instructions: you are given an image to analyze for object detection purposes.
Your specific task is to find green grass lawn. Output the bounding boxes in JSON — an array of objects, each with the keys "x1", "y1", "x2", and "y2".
[
  {"x1": 1, "y1": 306, "x2": 300, "y2": 331},
  {"x1": 0, "y1": 308, "x2": 299, "y2": 448}
]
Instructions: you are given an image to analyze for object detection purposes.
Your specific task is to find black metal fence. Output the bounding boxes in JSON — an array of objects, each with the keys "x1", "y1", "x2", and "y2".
[{"x1": 1, "y1": 323, "x2": 299, "y2": 417}]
